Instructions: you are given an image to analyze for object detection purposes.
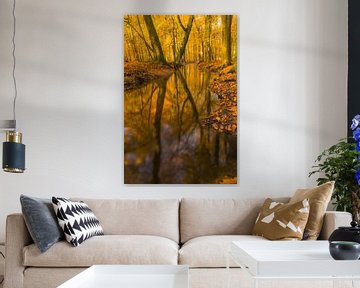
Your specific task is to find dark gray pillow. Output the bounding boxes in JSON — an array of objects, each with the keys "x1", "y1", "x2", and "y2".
[{"x1": 20, "y1": 195, "x2": 64, "y2": 253}]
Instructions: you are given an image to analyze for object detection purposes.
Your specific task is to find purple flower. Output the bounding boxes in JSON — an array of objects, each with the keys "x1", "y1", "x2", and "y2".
[
  {"x1": 354, "y1": 128, "x2": 360, "y2": 142},
  {"x1": 356, "y1": 167, "x2": 360, "y2": 186},
  {"x1": 352, "y1": 115, "x2": 360, "y2": 130},
  {"x1": 357, "y1": 142, "x2": 360, "y2": 152}
]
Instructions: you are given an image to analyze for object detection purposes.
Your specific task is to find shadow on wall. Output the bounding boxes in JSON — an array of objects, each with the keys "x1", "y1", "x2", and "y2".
[
  {"x1": 239, "y1": 0, "x2": 347, "y2": 190},
  {"x1": 126, "y1": 0, "x2": 170, "y2": 13}
]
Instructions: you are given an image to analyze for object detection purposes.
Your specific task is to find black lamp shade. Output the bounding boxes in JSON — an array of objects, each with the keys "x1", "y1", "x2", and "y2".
[{"x1": 3, "y1": 141, "x2": 25, "y2": 173}]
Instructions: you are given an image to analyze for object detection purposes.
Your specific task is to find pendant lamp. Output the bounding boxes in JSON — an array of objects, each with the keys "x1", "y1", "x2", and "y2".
[{"x1": 1, "y1": 0, "x2": 26, "y2": 173}]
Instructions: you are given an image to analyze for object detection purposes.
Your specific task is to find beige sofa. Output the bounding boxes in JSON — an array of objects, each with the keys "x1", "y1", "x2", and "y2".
[{"x1": 4, "y1": 198, "x2": 352, "y2": 288}]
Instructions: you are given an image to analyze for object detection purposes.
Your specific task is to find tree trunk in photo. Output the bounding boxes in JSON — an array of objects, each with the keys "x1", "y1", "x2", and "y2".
[
  {"x1": 352, "y1": 190, "x2": 360, "y2": 223},
  {"x1": 143, "y1": 15, "x2": 167, "y2": 65},
  {"x1": 151, "y1": 79, "x2": 167, "y2": 184},
  {"x1": 174, "y1": 15, "x2": 195, "y2": 68},
  {"x1": 171, "y1": 17, "x2": 177, "y2": 63},
  {"x1": 205, "y1": 15, "x2": 213, "y2": 61},
  {"x1": 214, "y1": 134, "x2": 220, "y2": 166},
  {"x1": 136, "y1": 16, "x2": 155, "y2": 61},
  {"x1": 129, "y1": 26, "x2": 140, "y2": 61},
  {"x1": 177, "y1": 69, "x2": 199, "y2": 121},
  {"x1": 194, "y1": 18, "x2": 205, "y2": 62},
  {"x1": 125, "y1": 16, "x2": 154, "y2": 61},
  {"x1": 222, "y1": 15, "x2": 233, "y2": 65}
]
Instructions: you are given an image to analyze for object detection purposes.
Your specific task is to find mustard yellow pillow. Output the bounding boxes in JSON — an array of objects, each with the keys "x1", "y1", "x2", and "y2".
[
  {"x1": 289, "y1": 181, "x2": 334, "y2": 240},
  {"x1": 252, "y1": 198, "x2": 310, "y2": 240}
]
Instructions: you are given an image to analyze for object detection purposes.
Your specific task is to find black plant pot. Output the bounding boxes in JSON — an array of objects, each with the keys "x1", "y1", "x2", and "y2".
[{"x1": 329, "y1": 221, "x2": 360, "y2": 244}]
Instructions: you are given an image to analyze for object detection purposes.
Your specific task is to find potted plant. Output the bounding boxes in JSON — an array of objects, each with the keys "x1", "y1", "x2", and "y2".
[{"x1": 309, "y1": 115, "x2": 360, "y2": 222}]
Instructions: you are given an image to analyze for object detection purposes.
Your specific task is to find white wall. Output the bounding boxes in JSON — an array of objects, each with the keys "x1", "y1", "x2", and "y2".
[{"x1": 0, "y1": 0, "x2": 347, "y2": 242}]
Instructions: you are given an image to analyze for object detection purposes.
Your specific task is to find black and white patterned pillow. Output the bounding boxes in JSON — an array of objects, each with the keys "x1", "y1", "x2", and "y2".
[{"x1": 52, "y1": 197, "x2": 104, "y2": 247}]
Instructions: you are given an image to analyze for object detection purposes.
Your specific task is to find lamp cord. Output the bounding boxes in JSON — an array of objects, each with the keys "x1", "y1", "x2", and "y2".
[{"x1": 12, "y1": 0, "x2": 18, "y2": 130}]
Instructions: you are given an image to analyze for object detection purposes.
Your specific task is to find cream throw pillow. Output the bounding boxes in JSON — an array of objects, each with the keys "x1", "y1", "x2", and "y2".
[
  {"x1": 289, "y1": 181, "x2": 334, "y2": 240},
  {"x1": 252, "y1": 198, "x2": 310, "y2": 240}
]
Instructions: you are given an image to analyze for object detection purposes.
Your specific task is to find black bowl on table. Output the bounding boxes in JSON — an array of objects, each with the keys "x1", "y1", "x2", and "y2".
[{"x1": 329, "y1": 241, "x2": 360, "y2": 260}]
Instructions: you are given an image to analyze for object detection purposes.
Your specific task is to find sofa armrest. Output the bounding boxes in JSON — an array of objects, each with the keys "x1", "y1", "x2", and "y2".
[
  {"x1": 4, "y1": 213, "x2": 32, "y2": 288},
  {"x1": 318, "y1": 211, "x2": 352, "y2": 240}
]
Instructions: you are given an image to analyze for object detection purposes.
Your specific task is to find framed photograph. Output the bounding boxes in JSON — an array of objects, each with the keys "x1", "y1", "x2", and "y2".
[{"x1": 124, "y1": 15, "x2": 237, "y2": 184}]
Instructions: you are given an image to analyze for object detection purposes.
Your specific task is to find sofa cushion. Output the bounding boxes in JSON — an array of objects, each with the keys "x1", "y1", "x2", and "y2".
[
  {"x1": 23, "y1": 235, "x2": 178, "y2": 267},
  {"x1": 20, "y1": 195, "x2": 64, "y2": 253},
  {"x1": 252, "y1": 198, "x2": 310, "y2": 240},
  {"x1": 180, "y1": 198, "x2": 289, "y2": 243},
  {"x1": 72, "y1": 199, "x2": 179, "y2": 243},
  {"x1": 52, "y1": 197, "x2": 104, "y2": 247},
  {"x1": 179, "y1": 235, "x2": 267, "y2": 268},
  {"x1": 24, "y1": 268, "x2": 86, "y2": 288},
  {"x1": 290, "y1": 181, "x2": 334, "y2": 240}
]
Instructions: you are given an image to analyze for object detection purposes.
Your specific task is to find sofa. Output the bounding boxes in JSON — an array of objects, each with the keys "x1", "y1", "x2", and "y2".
[{"x1": 4, "y1": 198, "x2": 352, "y2": 288}]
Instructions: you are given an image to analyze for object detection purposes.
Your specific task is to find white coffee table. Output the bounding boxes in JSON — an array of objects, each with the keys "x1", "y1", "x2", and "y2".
[
  {"x1": 58, "y1": 265, "x2": 189, "y2": 288},
  {"x1": 228, "y1": 241, "x2": 360, "y2": 288}
]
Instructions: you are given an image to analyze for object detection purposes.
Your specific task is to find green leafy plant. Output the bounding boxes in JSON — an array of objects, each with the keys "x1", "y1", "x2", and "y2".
[
  {"x1": 309, "y1": 115, "x2": 360, "y2": 221},
  {"x1": 309, "y1": 140, "x2": 359, "y2": 210}
]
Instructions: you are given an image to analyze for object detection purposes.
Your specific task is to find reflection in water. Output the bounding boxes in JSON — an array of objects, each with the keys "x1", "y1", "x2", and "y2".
[{"x1": 124, "y1": 64, "x2": 237, "y2": 184}]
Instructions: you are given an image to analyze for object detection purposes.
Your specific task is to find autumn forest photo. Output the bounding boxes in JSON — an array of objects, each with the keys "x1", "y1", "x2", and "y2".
[{"x1": 124, "y1": 15, "x2": 237, "y2": 184}]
